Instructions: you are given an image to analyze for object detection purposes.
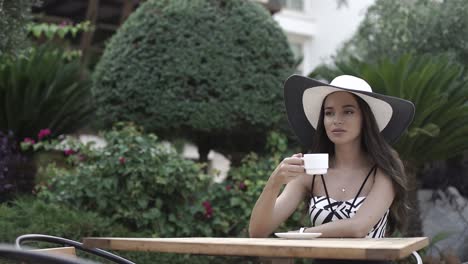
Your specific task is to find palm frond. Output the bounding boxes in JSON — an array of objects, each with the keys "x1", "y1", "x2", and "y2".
[{"x1": 0, "y1": 45, "x2": 94, "y2": 140}]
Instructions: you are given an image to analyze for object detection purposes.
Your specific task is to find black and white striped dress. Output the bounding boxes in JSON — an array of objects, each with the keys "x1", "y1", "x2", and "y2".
[{"x1": 308, "y1": 166, "x2": 389, "y2": 238}]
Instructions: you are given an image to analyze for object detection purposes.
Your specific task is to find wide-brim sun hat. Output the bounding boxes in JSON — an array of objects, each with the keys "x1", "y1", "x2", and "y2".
[{"x1": 283, "y1": 74, "x2": 415, "y2": 149}]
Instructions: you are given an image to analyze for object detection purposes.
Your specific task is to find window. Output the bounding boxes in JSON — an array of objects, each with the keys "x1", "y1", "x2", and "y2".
[{"x1": 278, "y1": 0, "x2": 304, "y2": 12}]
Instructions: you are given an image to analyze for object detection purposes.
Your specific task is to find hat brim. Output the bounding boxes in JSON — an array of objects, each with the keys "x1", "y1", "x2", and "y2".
[{"x1": 284, "y1": 75, "x2": 415, "y2": 149}]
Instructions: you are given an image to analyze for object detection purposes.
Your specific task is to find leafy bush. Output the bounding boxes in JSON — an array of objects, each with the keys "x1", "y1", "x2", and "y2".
[
  {"x1": 339, "y1": 0, "x2": 468, "y2": 66},
  {"x1": 194, "y1": 131, "x2": 305, "y2": 237},
  {"x1": 0, "y1": 131, "x2": 35, "y2": 202},
  {"x1": 33, "y1": 125, "x2": 304, "y2": 236},
  {"x1": 93, "y1": 0, "x2": 295, "y2": 161},
  {"x1": 0, "y1": 197, "x2": 132, "y2": 243},
  {"x1": 28, "y1": 21, "x2": 92, "y2": 41},
  {"x1": 0, "y1": 44, "x2": 94, "y2": 140},
  {"x1": 36, "y1": 123, "x2": 212, "y2": 236},
  {"x1": 0, "y1": 196, "x2": 252, "y2": 264}
]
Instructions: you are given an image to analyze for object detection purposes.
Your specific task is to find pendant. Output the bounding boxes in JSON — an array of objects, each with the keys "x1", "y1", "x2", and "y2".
[{"x1": 341, "y1": 188, "x2": 346, "y2": 192}]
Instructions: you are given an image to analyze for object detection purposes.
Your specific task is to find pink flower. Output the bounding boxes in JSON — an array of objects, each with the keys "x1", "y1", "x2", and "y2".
[
  {"x1": 239, "y1": 182, "x2": 246, "y2": 190},
  {"x1": 64, "y1": 149, "x2": 76, "y2": 156},
  {"x1": 205, "y1": 209, "x2": 213, "y2": 218},
  {"x1": 202, "y1": 201, "x2": 213, "y2": 218},
  {"x1": 225, "y1": 185, "x2": 232, "y2": 191},
  {"x1": 202, "y1": 201, "x2": 211, "y2": 208},
  {"x1": 59, "y1": 21, "x2": 68, "y2": 28},
  {"x1": 23, "y1": 137, "x2": 35, "y2": 144},
  {"x1": 119, "y1": 157, "x2": 126, "y2": 165},
  {"x1": 38, "y1": 128, "x2": 51, "y2": 140}
]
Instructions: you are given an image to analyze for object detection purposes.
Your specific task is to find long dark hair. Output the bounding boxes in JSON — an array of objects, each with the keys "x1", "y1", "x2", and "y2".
[{"x1": 309, "y1": 93, "x2": 408, "y2": 235}]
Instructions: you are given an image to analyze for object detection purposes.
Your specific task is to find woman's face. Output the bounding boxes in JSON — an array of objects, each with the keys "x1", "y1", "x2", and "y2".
[{"x1": 323, "y1": 91, "x2": 363, "y2": 145}]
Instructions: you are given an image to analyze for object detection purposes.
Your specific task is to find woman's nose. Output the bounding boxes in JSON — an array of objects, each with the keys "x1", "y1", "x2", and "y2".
[
  {"x1": 333, "y1": 116, "x2": 343, "y2": 124},
  {"x1": 333, "y1": 119, "x2": 343, "y2": 125}
]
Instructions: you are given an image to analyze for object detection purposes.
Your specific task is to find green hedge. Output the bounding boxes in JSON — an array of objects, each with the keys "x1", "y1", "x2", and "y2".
[
  {"x1": 0, "y1": 197, "x2": 130, "y2": 242},
  {"x1": 93, "y1": 0, "x2": 295, "y2": 158},
  {"x1": 0, "y1": 197, "x2": 259, "y2": 264}
]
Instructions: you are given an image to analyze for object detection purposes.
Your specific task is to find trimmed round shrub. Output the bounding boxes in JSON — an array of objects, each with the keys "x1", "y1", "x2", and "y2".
[{"x1": 93, "y1": 0, "x2": 295, "y2": 160}]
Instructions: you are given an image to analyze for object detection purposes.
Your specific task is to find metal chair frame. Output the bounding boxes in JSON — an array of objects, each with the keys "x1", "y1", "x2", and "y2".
[
  {"x1": 0, "y1": 244, "x2": 96, "y2": 264},
  {"x1": 15, "y1": 234, "x2": 135, "y2": 264},
  {"x1": 412, "y1": 251, "x2": 422, "y2": 264}
]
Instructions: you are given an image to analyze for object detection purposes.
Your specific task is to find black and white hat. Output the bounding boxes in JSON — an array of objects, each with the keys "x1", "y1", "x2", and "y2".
[{"x1": 284, "y1": 74, "x2": 415, "y2": 148}]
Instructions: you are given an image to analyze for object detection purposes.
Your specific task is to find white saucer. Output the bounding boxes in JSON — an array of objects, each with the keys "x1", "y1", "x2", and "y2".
[{"x1": 274, "y1": 232, "x2": 322, "y2": 239}]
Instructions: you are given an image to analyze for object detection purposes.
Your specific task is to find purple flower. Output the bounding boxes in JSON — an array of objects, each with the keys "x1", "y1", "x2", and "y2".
[
  {"x1": 23, "y1": 137, "x2": 35, "y2": 145},
  {"x1": 64, "y1": 149, "x2": 76, "y2": 156},
  {"x1": 38, "y1": 129, "x2": 51, "y2": 140},
  {"x1": 202, "y1": 201, "x2": 213, "y2": 218},
  {"x1": 239, "y1": 182, "x2": 246, "y2": 190}
]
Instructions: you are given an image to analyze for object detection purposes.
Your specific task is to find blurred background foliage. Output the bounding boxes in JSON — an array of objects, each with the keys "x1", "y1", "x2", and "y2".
[
  {"x1": 338, "y1": 0, "x2": 468, "y2": 66},
  {"x1": 0, "y1": 0, "x2": 40, "y2": 57}
]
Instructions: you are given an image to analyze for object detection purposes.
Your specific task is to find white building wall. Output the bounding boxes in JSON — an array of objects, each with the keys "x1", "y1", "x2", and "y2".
[{"x1": 273, "y1": 0, "x2": 375, "y2": 75}]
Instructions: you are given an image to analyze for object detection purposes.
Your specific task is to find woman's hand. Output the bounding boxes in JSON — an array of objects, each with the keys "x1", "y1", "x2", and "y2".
[
  {"x1": 249, "y1": 153, "x2": 308, "y2": 238},
  {"x1": 288, "y1": 227, "x2": 307, "y2": 233},
  {"x1": 269, "y1": 153, "x2": 305, "y2": 186}
]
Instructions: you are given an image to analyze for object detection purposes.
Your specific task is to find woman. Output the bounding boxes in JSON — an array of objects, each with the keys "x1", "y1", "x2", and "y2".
[{"x1": 249, "y1": 75, "x2": 415, "y2": 263}]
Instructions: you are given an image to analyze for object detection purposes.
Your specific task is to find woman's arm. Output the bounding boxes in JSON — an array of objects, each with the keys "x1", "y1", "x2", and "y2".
[
  {"x1": 249, "y1": 154, "x2": 308, "y2": 238},
  {"x1": 302, "y1": 168, "x2": 396, "y2": 237}
]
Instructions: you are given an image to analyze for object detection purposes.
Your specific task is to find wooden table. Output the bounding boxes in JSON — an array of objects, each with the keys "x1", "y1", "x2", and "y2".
[{"x1": 82, "y1": 237, "x2": 429, "y2": 261}]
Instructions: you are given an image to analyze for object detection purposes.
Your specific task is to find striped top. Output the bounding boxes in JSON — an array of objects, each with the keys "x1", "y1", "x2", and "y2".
[{"x1": 308, "y1": 166, "x2": 389, "y2": 238}]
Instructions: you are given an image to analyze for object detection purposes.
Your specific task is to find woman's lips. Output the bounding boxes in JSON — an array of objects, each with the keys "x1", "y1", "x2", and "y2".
[
  {"x1": 331, "y1": 129, "x2": 346, "y2": 135},
  {"x1": 332, "y1": 129, "x2": 346, "y2": 133}
]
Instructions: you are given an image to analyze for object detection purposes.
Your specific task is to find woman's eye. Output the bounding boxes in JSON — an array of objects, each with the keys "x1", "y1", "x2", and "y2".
[
  {"x1": 345, "y1": 111, "x2": 354, "y2": 115},
  {"x1": 325, "y1": 112, "x2": 333, "y2": 116}
]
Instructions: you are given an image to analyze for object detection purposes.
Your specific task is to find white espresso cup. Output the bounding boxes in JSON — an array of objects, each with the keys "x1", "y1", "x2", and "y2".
[{"x1": 302, "y1": 153, "x2": 329, "y2": 175}]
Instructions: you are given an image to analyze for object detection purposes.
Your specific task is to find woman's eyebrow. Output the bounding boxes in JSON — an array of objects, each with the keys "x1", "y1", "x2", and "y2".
[
  {"x1": 324, "y1": 104, "x2": 357, "y2": 110},
  {"x1": 342, "y1": 104, "x2": 357, "y2": 109}
]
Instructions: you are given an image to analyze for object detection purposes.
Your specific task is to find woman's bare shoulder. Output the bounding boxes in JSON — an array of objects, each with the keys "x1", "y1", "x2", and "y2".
[{"x1": 373, "y1": 167, "x2": 395, "y2": 192}]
